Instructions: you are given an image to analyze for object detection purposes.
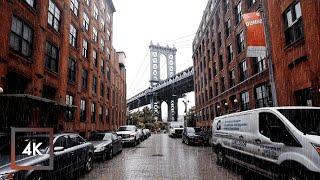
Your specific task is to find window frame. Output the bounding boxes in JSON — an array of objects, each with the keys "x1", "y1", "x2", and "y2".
[
  {"x1": 10, "y1": 16, "x2": 34, "y2": 59},
  {"x1": 45, "y1": 41, "x2": 59, "y2": 73},
  {"x1": 68, "y1": 58, "x2": 76, "y2": 83},
  {"x1": 47, "y1": 0, "x2": 61, "y2": 32},
  {"x1": 69, "y1": 24, "x2": 77, "y2": 47}
]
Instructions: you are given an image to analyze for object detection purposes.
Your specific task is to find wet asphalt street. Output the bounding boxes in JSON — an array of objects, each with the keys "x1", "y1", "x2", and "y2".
[{"x1": 80, "y1": 133, "x2": 263, "y2": 180}]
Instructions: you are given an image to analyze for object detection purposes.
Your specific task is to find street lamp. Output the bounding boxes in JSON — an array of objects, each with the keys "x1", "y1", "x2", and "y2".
[{"x1": 0, "y1": 87, "x2": 3, "y2": 94}]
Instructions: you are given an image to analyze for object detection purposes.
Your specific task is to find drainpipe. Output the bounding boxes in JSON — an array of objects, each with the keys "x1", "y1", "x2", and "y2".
[{"x1": 261, "y1": 0, "x2": 278, "y2": 106}]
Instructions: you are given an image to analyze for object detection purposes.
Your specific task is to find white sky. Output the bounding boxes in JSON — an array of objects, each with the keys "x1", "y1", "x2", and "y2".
[{"x1": 113, "y1": 0, "x2": 208, "y2": 120}]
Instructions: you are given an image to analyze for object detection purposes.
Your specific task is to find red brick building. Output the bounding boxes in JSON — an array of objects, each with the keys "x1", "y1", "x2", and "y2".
[
  {"x1": 0, "y1": 0, "x2": 126, "y2": 138},
  {"x1": 266, "y1": 0, "x2": 320, "y2": 107},
  {"x1": 192, "y1": 0, "x2": 274, "y2": 129}
]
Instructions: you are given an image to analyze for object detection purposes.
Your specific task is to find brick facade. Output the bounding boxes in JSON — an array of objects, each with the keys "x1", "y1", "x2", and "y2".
[
  {"x1": 193, "y1": 0, "x2": 273, "y2": 129},
  {"x1": 266, "y1": 0, "x2": 320, "y2": 107},
  {"x1": 0, "y1": 0, "x2": 126, "y2": 138}
]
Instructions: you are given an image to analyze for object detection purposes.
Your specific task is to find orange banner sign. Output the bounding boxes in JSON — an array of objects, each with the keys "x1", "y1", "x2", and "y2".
[{"x1": 243, "y1": 12, "x2": 267, "y2": 57}]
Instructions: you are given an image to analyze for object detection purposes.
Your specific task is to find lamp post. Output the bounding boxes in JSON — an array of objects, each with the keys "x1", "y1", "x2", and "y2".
[
  {"x1": 182, "y1": 100, "x2": 189, "y2": 127},
  {"x1": 233, "y1": 99, "x2": 238, "y2": 112}
]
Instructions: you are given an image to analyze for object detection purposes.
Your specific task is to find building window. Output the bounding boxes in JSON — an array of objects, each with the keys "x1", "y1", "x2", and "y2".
[
  {"x1": 107, "y1": 48, "x2": 111, "y2": 60},
  {"x1": 91, "y1": 102, "x2": 96, "y2": 123},
  {"x1": 218, "y1": 32, "x2": 222, "y2": 47},
  {"x1": 24, "y1": 0, "x2": 35, "y2": 8},
  {"x1": 93, "y1": 27, "x2": 98, "y2": 42},
  {"x1": 45, "y1": 42, "x2": 59, "y2": 73},
  {"x1": 225, "y1": 19, "x2": 231, "y2": 37},
  {"x1": 254, "y1": 57, "x2": 266, "y2": 74},
  {"x1": 68, "y1": 58, "x2": 76, "y2": 83},
  {"x1": 100, "y1": 81, "x2": 104, "y2": 97},
  {"x1": 100, "y1": 60, "x2": 105, "y2": 74},
  {"x1": 237, "y1": 31, "x2": 245, "y2": 53},
  {"x1": 84, "y1": 0, "x2": 90, "y2": 6},
  {"x1": 99, "y1": 106, "x2": 103, "y2": 122},
  {"x1": 219, "y1": 55, "x2": 223, "y2": 70},
  {"x1": 80, "y1": 99, "x2": 86, "y2": 122},
  {"x1": 255, "y1": 84, "x2": 271, "y2": 108},
  {"x1": 284, "y1": 2, "x2": 303, "y2": 45},
  {"x1": 225, "y1": 0, "x2": 230, "y2": 12},
  {"x1": 92, "y1": 76, "x2": 97, "y2": 93},
  {"x1": 82, "y1": 39, "x2": 88, "y2": 58},
  {"x1": 235, "y1": 1, "x2": 242, "y2": 25},
  {"x1": 82, "y1": 69, "x2": 88, "y2": 89},
  {"x1": 66, "y1": 94, "x2": 74, "y2": 121},
  {"x1": 48, "y1": 0, "x2": 61, "y2": 31},
  {"x1": 10, "y1": 16, "x2": 33, "y2": 58},
  {"x1": 93, "y1": 49, "x2": 98, "y2": 68},
  {"x1": 241, "y1": 91, "x2": 249, "y2": 110},
  {"x1": 106, "y1": 13, "x2": 111, "y2": 23},
  {"x1": 229, "y1": 70, "x2": 236, "y2": 88},
  {"x1": 83, "y1": 12, "x2": 89, "y2": 31},
  {"x1": 100, "y1": 18, "x2": 105, "y2": 31},
  {"x1": 220, "y1": 77, "x2": 225, "y2": 93},
  {"x1": 248, "y1": 0, "x2": 256, "y2": 7},
  {"x1": 101, "y1": 0, "x2": 106, "y2": 12},
  {"x1": 93, "y1": 4, "x2": 99, "y2": 20},
  {"x1": 69, "y1": 24, "x2": 77, "y2": 47},
  {"x1": 107, "y1": 30, "x2": 111, "y2": 41},
  {"x1": 100, "y1": 39, "x2": 105, "y2": 52},
  {"x1": 70, "y1": 0, "x2": 79, "y2": 16},
  {"x1": 227, "y1": 44, "x2": 233, "y2": 63},
  {"x1": 239, "y1": 60, "x2": 248, "y2": 82}
]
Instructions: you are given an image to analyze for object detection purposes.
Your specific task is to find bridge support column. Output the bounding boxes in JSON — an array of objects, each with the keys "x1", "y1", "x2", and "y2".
[
  {"x1": 150, "y1": 94, "x2": 161, "y2": 122},
  {"x1": 167, "y1": 97, "x2": 178, "y2": 122}
]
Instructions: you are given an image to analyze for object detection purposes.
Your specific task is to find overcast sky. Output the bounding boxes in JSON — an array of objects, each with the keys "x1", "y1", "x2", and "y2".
[{"x1": 113, "y1": 0, "x2": 208, "y2": 120}]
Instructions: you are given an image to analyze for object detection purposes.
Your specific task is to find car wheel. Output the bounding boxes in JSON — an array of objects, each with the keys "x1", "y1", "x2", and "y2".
[
  {"x1": 85, "y1": 155, "x2": 93, "y2": 173},
  {"x1": 280, "y1": 167, "x2": 306, "y2": 180},
  {"x1": 216, "y1": 147, "x2": 226, "y2": 166},
  {"x1": 108, "y1": 148, "x2": 113, "y2": 159},
  {"x1": 102, "y1": 150, "x2": 107, "y2": 161},
  {"x1": 28, "y1": 173, "x2": 44, "y2": 180}
]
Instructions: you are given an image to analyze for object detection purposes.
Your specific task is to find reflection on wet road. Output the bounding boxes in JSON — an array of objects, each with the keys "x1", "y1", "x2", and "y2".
[{"x1": 80, "y1": 134, "x2": 258, "y2": 180}]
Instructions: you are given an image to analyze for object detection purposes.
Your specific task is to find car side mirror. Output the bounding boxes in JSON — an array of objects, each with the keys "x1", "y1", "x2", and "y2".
[{"x1": 54, "y1": 146, "x2": 64, "y2": 152}]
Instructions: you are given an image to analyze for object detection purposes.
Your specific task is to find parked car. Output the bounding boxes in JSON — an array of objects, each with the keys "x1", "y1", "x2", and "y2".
[
  {"x1": 182, "y1": 127, "x2": 208, "y2": 145},
  {"x1": 212, "y1": 107, "x2": 320, "y2": 180},
  {"x1": 143, "y1": 129, "x2": 151, "y2": 139},
  {"x1": 137, "y1": 128, "x2": 144, "y2": 141},
  {"x1": 116, "y1": 125, "x2": 140, "y2": 146},
  {"x1": 89, "y1": 132, "x2": 123, "y2": 161},
  {"x1": 0, "y1": 133, "x2": 94, "y2": 180},
  {"x1": 168, "y1": 122, "x2": 184, "y2": 138}
]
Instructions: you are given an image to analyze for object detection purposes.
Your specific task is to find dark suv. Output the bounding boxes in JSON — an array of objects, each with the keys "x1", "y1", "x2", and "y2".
[
  {"x1": 182, "y1": 127, "x2": 208, "y2": 146},
  {"x1": 0, "y1": 133, "x2": 94, "y2": 180}
]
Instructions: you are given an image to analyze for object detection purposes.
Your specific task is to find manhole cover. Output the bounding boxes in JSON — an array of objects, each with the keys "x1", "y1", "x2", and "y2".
[{"x1": 151, "y1": 154, "x2": 163, "y2": 157}]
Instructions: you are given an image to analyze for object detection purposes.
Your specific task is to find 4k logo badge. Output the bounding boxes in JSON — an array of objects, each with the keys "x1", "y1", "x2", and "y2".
[{"x1": 10, "y1": 128, "x2": 54, "y2": 171}]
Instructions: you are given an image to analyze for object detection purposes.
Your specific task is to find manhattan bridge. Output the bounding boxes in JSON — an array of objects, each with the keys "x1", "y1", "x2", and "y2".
[{"x1": 127, "y1": 42, "x2": 194, "y2": 122}]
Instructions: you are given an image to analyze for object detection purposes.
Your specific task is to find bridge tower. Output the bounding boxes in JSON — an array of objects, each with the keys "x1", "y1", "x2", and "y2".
[{"x1": 149, "y1": 42, "x2": 178, "y2": 122}]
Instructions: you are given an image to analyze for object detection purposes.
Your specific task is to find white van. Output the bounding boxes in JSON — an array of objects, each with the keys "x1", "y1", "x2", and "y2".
[{"x1": 212, "y1": 107, "x2": 320, "y2": 180}]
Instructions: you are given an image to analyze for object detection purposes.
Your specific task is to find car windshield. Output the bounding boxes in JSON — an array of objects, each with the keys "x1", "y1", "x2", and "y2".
[
  {"x1": 103, "y1": 133, "x2": 112, "y2": 141},
  {"x1": 118, "y1": 126, "x2": 135, "y2": 131},
  {"x1": 187, "y1": 128, "x2": 202, "y2": 134},
  {"x1": 278, "y1": 109, "x2": 320, "y2": 136},
  {"x1": 89, "y1": 133, "x2": 105, "y2": 141}
]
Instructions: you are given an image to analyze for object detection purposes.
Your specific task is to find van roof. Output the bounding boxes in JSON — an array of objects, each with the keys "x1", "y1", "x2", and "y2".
[{"x1": 214, "y1": 106, "x2": 320, "y2": 119}]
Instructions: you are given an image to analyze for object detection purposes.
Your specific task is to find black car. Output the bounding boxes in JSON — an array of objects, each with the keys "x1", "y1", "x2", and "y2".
[
  {"x1": 182, "y1": 127, "x2": 208, "y2": 146},
  {"x1": 89, "y1": 132, "x2": 123, "y2": 161},
  {"x1": 0, "y1": 133, "x2": 94, "y2": 180}
]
